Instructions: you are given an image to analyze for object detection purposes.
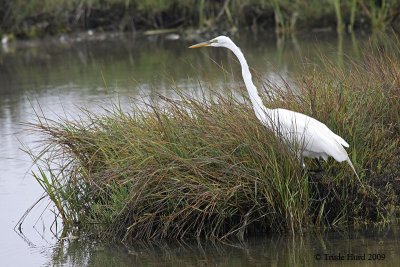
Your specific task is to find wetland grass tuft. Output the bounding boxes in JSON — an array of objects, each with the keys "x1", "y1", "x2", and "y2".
[{"x1": 28, "y1": 45, "x2": 400, "y2": 241}]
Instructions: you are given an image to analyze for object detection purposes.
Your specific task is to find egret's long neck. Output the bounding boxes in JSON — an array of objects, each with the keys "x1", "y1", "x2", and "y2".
[{"x1": 228, "y1": 43, "x2": 270, "y2": 120}]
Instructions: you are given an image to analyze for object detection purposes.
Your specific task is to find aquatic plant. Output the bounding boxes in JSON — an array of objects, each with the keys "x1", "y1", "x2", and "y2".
[
  {"x1": 1, "y1": 0, "x2": 399, "y2": 38},
  {"x1": 359, "y1": 0, "x2": 395, "y2": 31}
]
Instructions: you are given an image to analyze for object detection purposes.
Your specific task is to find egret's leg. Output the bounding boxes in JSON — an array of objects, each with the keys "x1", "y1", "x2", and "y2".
[
  {"x1": 311, "y1": 158, "x2": 323, "y2": 173},
  {"x1": 316, "y1": 158, "x2": 322, "y2": 170},
  {"x1": 297, "y1": 154, "x2": 306, "y2": 168}
]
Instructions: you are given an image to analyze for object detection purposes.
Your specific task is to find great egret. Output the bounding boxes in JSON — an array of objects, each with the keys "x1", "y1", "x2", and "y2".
[{"x1": 189, "y1": 36, "x2": 359, "y2": 178}]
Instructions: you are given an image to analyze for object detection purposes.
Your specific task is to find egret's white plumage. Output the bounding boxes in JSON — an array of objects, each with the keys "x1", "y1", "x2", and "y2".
[{"x1": 189, "y1": 36, "x2": 358, "y2": 177}]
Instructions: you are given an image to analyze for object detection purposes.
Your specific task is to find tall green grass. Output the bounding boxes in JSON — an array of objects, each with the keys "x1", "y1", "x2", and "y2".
[
  {"x1": 1, "y1": 0, "x2": 399, "y2": 37},
  {"x1": 27, "y1": 43, "x2": 400, "y2": 241}
]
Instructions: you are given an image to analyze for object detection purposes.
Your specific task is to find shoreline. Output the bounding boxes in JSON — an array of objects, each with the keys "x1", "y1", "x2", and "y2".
[{"x1": 1, "y1": 1, "x2": 399, "y2": 41}]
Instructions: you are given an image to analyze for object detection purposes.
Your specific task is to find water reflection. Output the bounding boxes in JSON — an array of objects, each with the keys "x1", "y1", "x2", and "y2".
[{"x1": 45, "y1": 225, "x2": 400, "y2": 266}]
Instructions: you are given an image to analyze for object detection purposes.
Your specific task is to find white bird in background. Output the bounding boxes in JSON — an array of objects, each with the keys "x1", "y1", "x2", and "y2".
[{"x1": 189, "y1": 36, "x2": 359, "y2": 178}]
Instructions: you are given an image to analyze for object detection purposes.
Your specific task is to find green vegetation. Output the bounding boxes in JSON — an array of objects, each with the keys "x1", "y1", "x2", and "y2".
[
  {"x1": 1, "y1": 0, "x2": 400, "y2": 38},
  {"x1": 27, "y1": 42, "x2": 400, "y2": 241}
]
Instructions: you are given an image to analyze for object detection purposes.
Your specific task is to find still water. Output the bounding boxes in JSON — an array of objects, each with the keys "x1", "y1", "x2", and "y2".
[{"x1": 1, "y1": 31, "x2": 399, "y2": 266}]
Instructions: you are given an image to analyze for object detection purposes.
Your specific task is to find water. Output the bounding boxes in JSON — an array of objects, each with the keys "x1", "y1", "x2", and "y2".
[
  {"x1": 40, "y1": 226, "x2": 400, "y2": 266},
  {"x1": 1, "y1": 31, "x2": 398, "y2": 266}
]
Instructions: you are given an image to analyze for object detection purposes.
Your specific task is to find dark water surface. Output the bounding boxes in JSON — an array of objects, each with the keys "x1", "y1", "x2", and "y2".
[
  {"x1": 1, "y1": 31, "x2": 399, "y2": 266},
  {"x1": 46, "y1": 225, "x2": 400, "y2": 266}
]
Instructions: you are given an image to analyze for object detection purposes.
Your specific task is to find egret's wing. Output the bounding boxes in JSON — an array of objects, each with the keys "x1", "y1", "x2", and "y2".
[{"x1": 269, "y1": 108, "x2": 350, "y2": 162}]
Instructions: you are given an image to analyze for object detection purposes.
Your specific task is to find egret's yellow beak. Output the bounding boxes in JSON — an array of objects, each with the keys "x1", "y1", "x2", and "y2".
[{"x1": 188, "y1": 41, "x2": 211, "y2": 49}]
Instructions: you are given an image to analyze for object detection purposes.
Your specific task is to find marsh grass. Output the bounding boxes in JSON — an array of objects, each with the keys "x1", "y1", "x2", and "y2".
[
  {"x1": 2, "y1": 0, "x2": 399, "y2": 37},
  {"x1": 26, "y1": 44, "x2": 400, "y2": 241}
]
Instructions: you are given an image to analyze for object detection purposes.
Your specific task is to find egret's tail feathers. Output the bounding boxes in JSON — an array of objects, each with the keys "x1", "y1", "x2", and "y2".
[
  {"x1": 333, "y1": 133, "x2": 349, "y2": 148},
  {"x1": 346, "y1": 157, "x2": 360, "y2": 181}
]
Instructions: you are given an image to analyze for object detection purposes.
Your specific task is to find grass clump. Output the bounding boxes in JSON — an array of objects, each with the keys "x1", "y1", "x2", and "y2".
[{"x1": 29, "y1": 45, "x2": 400, "y2": 241}]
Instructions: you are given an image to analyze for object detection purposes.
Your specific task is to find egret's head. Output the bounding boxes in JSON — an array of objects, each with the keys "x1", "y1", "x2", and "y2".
[{"x1": 189, "y1": 36, "x2": 233, "y2": 49}]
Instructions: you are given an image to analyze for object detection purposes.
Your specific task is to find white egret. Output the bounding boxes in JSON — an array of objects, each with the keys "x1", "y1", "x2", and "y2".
[{"x1": 189, "y1": 36, "x2": 359, "y2": 177}]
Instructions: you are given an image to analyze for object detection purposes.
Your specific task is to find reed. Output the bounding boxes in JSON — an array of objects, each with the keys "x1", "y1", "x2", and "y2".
[
  {"x1": 1, "y1": 0, "x2": 399, "y2": 38},
  {"x1": 332, "y1": 0, "x2": 345, "y2": 33},
  {"x1": 359, "y1": 0, "x2": 394, "y2": 31}
]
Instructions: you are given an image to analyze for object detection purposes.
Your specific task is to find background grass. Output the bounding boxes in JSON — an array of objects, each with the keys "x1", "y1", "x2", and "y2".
[{"x1": 1, "y1": 0, "x2": 400, "y2": 38}]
